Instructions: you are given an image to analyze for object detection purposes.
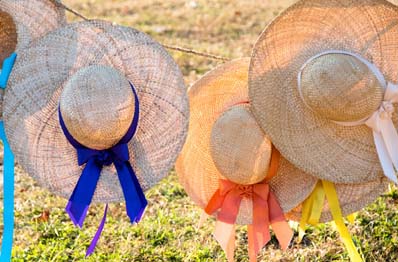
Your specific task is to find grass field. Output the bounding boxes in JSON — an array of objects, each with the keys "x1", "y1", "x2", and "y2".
[{"x1": 5, "y1": 0, "x2": 398, "y2": 261}]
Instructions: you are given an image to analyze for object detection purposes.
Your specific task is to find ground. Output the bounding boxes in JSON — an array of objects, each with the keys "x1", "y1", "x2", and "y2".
[{"x1": 6, "y1": 0, "x2": 398, "y2": 261}]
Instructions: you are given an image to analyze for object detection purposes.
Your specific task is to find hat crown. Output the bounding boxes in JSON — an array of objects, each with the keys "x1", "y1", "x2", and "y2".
[
  {"x1": 0, "y1": 11, "x2": 17, "y2": 69},
  {"x1": 59, "y1": 65, "x2": 136, "y2": 150},
  {"x1": 299, "y1": 53, "x2": 384, "y2": 122},
  {"x1": 210, "y1": 105, "x2": 271, "y2": 185}
]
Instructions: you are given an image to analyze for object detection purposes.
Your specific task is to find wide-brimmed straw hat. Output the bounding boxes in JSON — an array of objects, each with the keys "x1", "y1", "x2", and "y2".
[
  {"x1": 176, "y1": 58, "x2": 318, "y2": 225},
  {"x1": 249, "y1": 0, "x2": 398, "y2": 183},
  {"x1": 3, "y1": 20, "x2": 189, "y2": 203},
  {"x1": 0, "y1": 0, "x2": 66, "y2": 67}
]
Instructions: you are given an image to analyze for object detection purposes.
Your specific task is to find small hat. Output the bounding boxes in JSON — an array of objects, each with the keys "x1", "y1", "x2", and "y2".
[
  {"x1": 3, "y1": 21, "x2": 189, "y2": 255},
  {"x1": 249, "y1": 0, "x2": 398, "y2": 183},
  {"x1": 176, "y1": 58, "x2": 318, "y2": 260}
]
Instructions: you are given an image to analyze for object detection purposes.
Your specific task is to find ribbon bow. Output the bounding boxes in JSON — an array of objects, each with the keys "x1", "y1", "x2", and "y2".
[
  {"x1": 204, "y1": 147, "x2": 293, "y2": 262},
  {"x1": 364, "y1": 82, "x2": 398, "y2": 184},
  {"x1": 59, "y1": 82, "x2": 147, "y2": 256}
]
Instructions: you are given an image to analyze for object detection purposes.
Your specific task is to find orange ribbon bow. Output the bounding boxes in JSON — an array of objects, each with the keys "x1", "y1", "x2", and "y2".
[{"x1": 204, "y1": 148, "x2": 293, "y2": 262}]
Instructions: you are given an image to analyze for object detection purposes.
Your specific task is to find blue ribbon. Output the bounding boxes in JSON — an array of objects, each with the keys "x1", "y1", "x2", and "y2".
[
  {"x1": 59, "y1": 82, "x2": 147, "y2": 255},
  {"x1": 0, "y1": 53, "x2": 17, "y2": 262},
  {"x1": 0, "y1": 53, "x2": 17, "y2": 89}
]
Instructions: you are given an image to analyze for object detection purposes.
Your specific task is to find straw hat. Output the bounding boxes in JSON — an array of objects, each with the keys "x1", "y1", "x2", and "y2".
[
  {"x1": 176, "y1": 58, "x2": 319, "y2": 225},
  {"x1": 249, "y1": 0, "x2": 398, "y2": 183},
  {"x1": 3, "y1": 20, "x2": 189, "y2": 202},
  {"x1": 0, "y1": 0, "x2": 66, "y2": 114}
]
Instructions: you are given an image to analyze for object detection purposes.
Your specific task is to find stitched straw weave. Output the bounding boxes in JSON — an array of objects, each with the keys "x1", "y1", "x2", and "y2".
[
  {"x1": 3, "y1": 20, "x2": 189, "y2": 203},
  {"x1": 0, "y1": 0, "x2": 66, "y2": 119},
  {"x1": 249, "y1": 0, "x2": 398, "y2": 183},
  {"x1": 176, "y1": 58, "x2": 319, "y2": 225}
]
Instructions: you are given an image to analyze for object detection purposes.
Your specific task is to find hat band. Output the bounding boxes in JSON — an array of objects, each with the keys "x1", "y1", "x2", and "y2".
[
  {"x1": 58, "y1": 81, "x2": 148, "y2": 256},
  {"x1": 298, "y1": 50, "x2": 398, "y2": 184}
]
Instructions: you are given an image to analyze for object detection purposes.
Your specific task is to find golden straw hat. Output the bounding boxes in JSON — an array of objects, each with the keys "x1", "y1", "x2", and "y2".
[
  {"x1": 3, "y1": 20, "x2": 189, "y2": 203},
  {"x1": 249, "y1": 0, "x2": 398, "y2": 183},
  {"x1": 176, "y1": 58, "x2": 319, "y2": 225},
  {"x1": 0, "y1": 0, "x2": 66, "y2": 67}
]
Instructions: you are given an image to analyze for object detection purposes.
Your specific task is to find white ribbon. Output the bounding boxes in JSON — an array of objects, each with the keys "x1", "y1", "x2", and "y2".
[{"x1": 298, "y1": 50, "x2": 398, "y2": 184}]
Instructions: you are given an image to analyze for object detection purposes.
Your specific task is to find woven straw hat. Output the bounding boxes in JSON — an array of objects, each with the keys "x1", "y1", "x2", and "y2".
[
  {"x1": 0, "y1": 0, "x2": 66, "y2": 116},
  {"x1": 249, "y1": 0, "x2": 398, "y2": 183},
  {"x1": 3, "y1": 20, "x2": 189, "y2": 202},
  {"x1": 176, "y1": 58, "x2": 319, "y2": 225}
]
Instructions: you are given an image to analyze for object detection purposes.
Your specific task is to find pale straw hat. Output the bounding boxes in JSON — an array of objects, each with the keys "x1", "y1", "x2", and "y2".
[
  {"x1": 3, "y1": 20, "x2": 189, "y2": 203},
  {"x1": 249, "y1": 0, "x2": 398, "y2": 183},
  {"x1": 176, "y1": 58, "x2": 319, "y2": 225},
  {"x1": 0, "y1": 0, "x2": 66, "y2": 115}
]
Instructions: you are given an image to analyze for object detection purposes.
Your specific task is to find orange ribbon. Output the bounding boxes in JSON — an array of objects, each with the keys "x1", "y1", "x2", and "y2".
[{"x1": 205, "y1": 147, "x2": 293, "y2": 262}]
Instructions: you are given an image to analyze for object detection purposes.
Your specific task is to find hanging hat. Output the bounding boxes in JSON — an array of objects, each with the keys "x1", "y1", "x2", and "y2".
[
  {"x1": 176, "y1": 58, "x2": 318, "y2": 261},
  {"x1": 3, "y1": 20, "x2": 189, "y2": 255},
  {"x1": 0, "y1": 0, "x2": 66, "y2": 111},
  {"x1": 249, "y1": 0, "x2": 398, "y2": 184}
]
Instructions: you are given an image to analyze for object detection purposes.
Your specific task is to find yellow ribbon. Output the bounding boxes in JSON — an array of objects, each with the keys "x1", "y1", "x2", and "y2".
[{"x1": 299, "y1": 180, "x2": 363, "y2": 262}]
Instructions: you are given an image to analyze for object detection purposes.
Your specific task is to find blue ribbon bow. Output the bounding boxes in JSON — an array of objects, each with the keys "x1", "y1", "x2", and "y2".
[{"x1": 59, "y1": 82, "x2": 147, "y2": 256}]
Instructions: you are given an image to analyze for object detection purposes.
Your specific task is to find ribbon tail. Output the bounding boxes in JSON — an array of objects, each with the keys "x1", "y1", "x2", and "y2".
[
  {"x1": 66, "y1": 159, "x2": 102, "y2": 227},
  {"x1": 372, "y1": 130, "x2": 398, "y2": 183},
  {"x1": 322, "y1": 181, "x2": 363, "y2": 262},
  {"x1": 0, "y1": 121, "x2": 14, "y2": 261},
  {"x1": 379, "y1": 119, "x2": 398, "y2": 174},
  {"x1": 198, "y1": 211, "x2": 209, "y2": 229},
  {"x1": 85, "y1": 204, "x2": 108, "y2": 257},
  {"x1": 298, "y1": 181, "x2": 325, "y2": 242},
  {"x1": 268, "y1": 192, "x2": 293, "y2": 250},
  {"x1": 115, "y1": 162, "x2": 147, "y2": 223},
  {"x1": 214, "y1": 221, "x2": 235, "y2": 262},
  {"x1": 0, "y1": 53, "x2": 17, "y2": 89}
]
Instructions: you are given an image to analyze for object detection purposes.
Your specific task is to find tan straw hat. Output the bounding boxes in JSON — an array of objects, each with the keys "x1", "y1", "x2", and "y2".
[
  {"x1": 176, "y1": 58, "x2": 318, "y2": 225},
  {"x1": 3, "y1": 20, "x2": 189, "y2": 203},
  {"x1": 249, "y1": 0, "x2": 398, "y2": 183}
]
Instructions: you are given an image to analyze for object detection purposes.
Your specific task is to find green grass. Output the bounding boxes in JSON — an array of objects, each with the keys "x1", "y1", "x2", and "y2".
[{"x1": 5, "y1": 0, "x2": 398, "y2": 261}]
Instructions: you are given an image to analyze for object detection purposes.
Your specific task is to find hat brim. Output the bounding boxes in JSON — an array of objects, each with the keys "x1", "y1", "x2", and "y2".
[
  {"x1": 249, "y1": 0, "x2": 398, "y2": 183},
  {"x1": 4, "y1": 20, "x2": 189, "y2": 203},
  {"x1": 176, "y1": 58, "x2": 318, "y2": 225},
  {"x1": 287, "y1": 176, "x2": 389, "y2": 223}
]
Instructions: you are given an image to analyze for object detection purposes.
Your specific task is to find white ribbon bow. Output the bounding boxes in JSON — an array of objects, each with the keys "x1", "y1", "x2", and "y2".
[{"x1": 365, "y1": 83, "x2": 398, "y2": 184}]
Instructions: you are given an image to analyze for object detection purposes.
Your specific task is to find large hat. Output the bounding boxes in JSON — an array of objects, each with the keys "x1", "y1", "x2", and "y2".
[
  {"x1": 0, "y1": 0, "x2": 66, "y2": 114},
  {"x1": 3, "y1": 20, "x2": 189, "y2": 205},
  {"x1": 249, "y1": 0, "x2": 398, "y2": 183}
]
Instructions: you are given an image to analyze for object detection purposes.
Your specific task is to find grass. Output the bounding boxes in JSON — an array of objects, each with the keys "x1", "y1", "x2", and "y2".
[{"x1": 4, "y1": 0, "x2": 398, "y2": 261}]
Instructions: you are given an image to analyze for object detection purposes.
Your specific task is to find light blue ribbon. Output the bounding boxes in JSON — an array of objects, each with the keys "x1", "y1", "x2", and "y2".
[{"x1": 0, "y1": 53, "x2": 16, "y2": 262}]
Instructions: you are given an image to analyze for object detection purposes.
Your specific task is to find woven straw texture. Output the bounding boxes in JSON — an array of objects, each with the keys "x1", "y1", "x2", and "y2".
[
  {"x1": 60, "y1": 65, "x2": 136, "y2": 150},
  {"x1": 0, "y1": 0, "x2": 66, "y2": 119},
  {"x1": 249, "y1": 0, "x2": 398, "y2": 183},
  {"x1": 176, "y1": 58, "x2": 318, "y2": 225},
  {"x1": 3, "y1": 20, "x2": 189, "y2": 203},
  {"x1": 287, "y1": 176, "x2": 389, "y2": 223}
]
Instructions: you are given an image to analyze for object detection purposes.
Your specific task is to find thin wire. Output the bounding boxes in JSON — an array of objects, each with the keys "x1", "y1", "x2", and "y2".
[{"x1": 53, "y1": 0, "x2": 230, "y2": 61}]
